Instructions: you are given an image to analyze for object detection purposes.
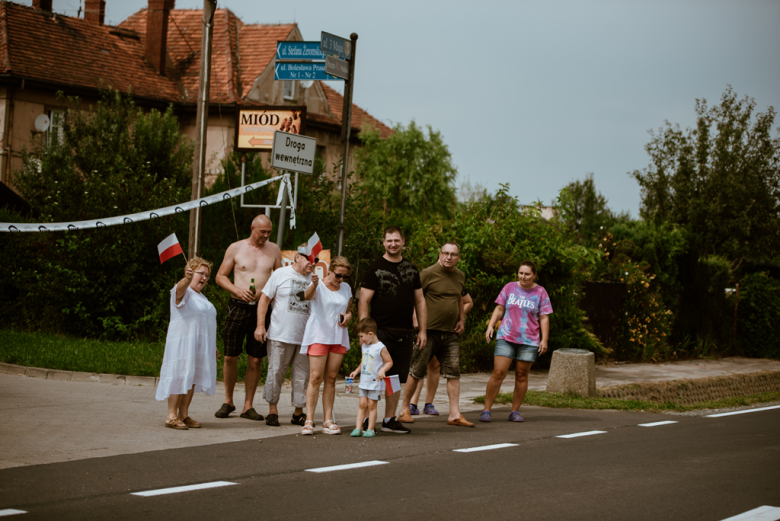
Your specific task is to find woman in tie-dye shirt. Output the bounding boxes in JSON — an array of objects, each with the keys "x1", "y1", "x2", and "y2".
[{"x1": 480, "y1": 260, "x2": 552, "y2": 423}]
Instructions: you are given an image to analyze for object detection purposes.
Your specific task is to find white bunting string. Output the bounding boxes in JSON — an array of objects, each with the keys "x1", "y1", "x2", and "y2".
[{"x1": 2, "y1": 174, "x2": 296, "y2": 233}]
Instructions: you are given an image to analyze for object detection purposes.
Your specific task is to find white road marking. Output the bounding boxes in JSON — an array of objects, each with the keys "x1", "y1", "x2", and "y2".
[
  {"x1": 706, "y1": 405, "x2": 780, "y2": 418},
  {"x1": 556, "y1": 430, "x2": 608, "y2": 439},
  {"x1": 131, "y1": 481, "x2": 237, "y2": 497},
  {"x1": 453, "y1": 443, "x2": 519, "y2": 453},
  {"x1": 720, "y1": 505, "x2": 780, "y2": 520},
  {"x1": 0, "y1": 510, "x2": 26, "y2": 517},
  {"x1": 305, "y1": 460, "x2": 388, "y2": 473},
  {"x1": 638, "y1": 421, "x2": 678, "y2": 427}
]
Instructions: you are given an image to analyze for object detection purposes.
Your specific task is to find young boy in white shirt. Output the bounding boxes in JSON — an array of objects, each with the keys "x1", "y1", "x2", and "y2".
[{"x1": 350, "y1": 318, "x2": 393, "y2": 438}]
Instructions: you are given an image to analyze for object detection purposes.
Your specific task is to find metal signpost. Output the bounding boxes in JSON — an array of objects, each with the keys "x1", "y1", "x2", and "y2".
[{"x1": 273, "y1": 32, "x2": 357, "y2": 255}]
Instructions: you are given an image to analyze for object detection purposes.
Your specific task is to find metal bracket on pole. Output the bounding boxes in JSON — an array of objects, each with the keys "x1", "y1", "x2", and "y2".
[{"x1": 240, "y1": 167, "x2": 297, "y2": 213}]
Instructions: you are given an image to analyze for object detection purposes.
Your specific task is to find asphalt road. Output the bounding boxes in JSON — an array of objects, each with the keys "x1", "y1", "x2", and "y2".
[{"x1": 1, "y1": 406, "x2": 778, "y2": 520}]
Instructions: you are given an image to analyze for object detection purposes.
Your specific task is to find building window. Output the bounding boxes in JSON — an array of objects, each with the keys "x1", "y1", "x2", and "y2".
[
  {"x1": 46, "y1": 109, "x2": 64, "y2": 145},
  {"x1": 283, "y1": 80, "x2": 295, "y2": 100}
]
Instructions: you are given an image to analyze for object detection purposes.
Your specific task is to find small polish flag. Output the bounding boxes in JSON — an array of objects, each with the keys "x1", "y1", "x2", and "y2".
[
  {"x1": 384, "y1": 375, "x2": 401, "y2": 395},
  {"x1": 297, "y1": 231, "x2": 323, "y2": 264},
  {"x1": 157, "y1": 233, "x2": 184, "y2": 264}
]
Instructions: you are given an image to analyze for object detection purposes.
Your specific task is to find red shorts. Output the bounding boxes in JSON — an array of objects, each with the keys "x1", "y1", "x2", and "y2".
[{"x1": 307, "y1": 343, "x2": 348, "y2": 356}]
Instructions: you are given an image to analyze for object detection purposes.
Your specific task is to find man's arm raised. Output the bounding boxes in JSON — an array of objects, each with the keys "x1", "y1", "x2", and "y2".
[{"x1": 216, "y1": 242, "x2": 254, "y2": 303}]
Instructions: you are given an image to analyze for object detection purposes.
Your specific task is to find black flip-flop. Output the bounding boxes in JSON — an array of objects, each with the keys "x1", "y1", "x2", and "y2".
[
  {"x1": 239, "y1": 408, "x2": 264, "y2": 421},
  {"x1": 266, "y1": 413, "x2": 280, "y2": 426},
  {"x1": 291, "y1": 413, "x2": 307, "y2": 426},
  {"x1": 214, "y1": 403, "x2": 236, "y2": 419}
]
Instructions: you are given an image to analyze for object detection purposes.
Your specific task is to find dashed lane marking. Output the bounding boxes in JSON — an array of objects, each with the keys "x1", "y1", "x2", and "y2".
[
  {"x1": 453, "y1": 443, "x2": 519, "y2": 453},
  {"x1": 131, "y1": 481, "x2": 238, "y2": 497},
  {"x1": 706, "y1": 405, "x2": 780, "y2": 418},
  {"x1": 305, "y1": 460, "x2": 389, "y2": 473},
  {"x1": 556, "y1": 430, "x2": 608, "y2": 439},
  {"x1": 638, "y1": 421, "x2": 678, "y2": 427},
  {"x1": 0, "y1": 510, "x2": 26, "y2": 517},
  {"x1": 720, "y1": 505, "x2": 780, "y2": 520}
]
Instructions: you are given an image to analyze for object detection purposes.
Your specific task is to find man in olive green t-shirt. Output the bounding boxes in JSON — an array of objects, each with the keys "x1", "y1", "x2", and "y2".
[{"x1": 399, "y1": 242, "x2": 474, "y2": 427}]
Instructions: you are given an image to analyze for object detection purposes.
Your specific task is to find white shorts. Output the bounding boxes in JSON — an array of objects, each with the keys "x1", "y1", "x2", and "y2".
[{"x1": 359, "y1": 388, "x2": 381, "y2": 401}]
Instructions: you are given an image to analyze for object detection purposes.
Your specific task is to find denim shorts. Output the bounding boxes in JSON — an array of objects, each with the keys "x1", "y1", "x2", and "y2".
[
  {"x1": 409, "y1": 330, "x2": 460, "y2": 379},
  {"x1": 495, "y1": 338, "x2": 538, "y2": 362},
  {"x1": 359, "y1": 388, "x2": 381, "y2": 401}
]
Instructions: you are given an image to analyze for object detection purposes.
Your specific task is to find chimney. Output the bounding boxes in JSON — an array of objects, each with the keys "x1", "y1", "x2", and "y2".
[
  {"x1": 145, "y1": 0, "x2": 175, "y2": 76},
  {"x1": 32, "y1": 0, "x2": 53, "y2": 11},
  {"x1": 84, "y1": 0, "x2": 105, "y2": 25}
]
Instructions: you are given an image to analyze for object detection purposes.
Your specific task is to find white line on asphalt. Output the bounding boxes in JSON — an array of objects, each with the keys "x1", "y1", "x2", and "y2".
[
  {"x1": 720, "y1": 505, "x2": 780, "y2": 520},
  {"x1": 453, "y1": 443, "x2": 519, "y2": 453},
  {"x1": 0, "y1": 510, "x2": 26, "y2": 517},
  {"x1": 305, "y1": 460, "x2": 388, "y2": 473},
  {"x1": 638, "y1": 421, "x2": 679, "y2": 427},
  {"x1": 131, "y1": 481, "x2": 238, "y2": 497},
  {"x1": 706, "y1": 405, "x2": 780, "y2": 418},
  {"x1": 556, "y1": 430, "x2": 608, "y2": 439}
]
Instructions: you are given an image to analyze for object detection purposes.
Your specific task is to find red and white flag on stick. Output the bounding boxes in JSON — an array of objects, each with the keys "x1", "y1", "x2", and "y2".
[
  {"x1": 157, "y1": 233, "x2": 184, "y2": 264},
  {"x1": 384, "y1": 375, "x2": 401, "y2": 395},
  {"x1": 298, "y1": 231, "x2": 323, "y2": 264}
]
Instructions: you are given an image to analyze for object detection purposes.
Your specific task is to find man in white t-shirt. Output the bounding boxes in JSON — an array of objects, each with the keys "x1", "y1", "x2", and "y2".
[{"x1": 255, "y1": 247, "x2": 314, "y2": 426}]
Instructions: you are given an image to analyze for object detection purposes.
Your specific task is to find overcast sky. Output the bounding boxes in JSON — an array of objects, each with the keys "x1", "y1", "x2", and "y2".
[{"x1": 23, "y1": 0, "x2": 780, "y2": 216}]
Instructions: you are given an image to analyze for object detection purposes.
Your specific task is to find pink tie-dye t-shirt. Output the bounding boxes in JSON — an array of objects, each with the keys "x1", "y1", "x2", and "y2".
[{"x1": 495, "y1": 283, "x2": 553, "y2": 346}]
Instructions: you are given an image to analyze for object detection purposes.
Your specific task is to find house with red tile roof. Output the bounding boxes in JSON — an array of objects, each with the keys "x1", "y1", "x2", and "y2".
[{"x1": 0, "y1": 0, "x2": 392, "y2": 195}]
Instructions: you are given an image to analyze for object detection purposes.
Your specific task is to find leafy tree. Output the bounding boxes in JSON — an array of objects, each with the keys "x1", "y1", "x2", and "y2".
[
  {"x1": 354, "y1": 121, "x2": 457, "y2": 220},
  {"x1": 632, "y1": 87, "x2": 780, "y2": 261},
  {"x1": 557, "y1": 173, "x2": 625, "y2": 244},
  {"x1": 1, "y1": 89, "x2": 192, "y2": 337}
]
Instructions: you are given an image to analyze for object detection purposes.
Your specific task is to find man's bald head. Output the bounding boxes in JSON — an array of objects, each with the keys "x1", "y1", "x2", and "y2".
[
  {"x1": 249, "y1": 214, "x2": 273, "y2": 246},
  {"x1": 251, "y1": 214, "x2": 272, "y2": 228}
]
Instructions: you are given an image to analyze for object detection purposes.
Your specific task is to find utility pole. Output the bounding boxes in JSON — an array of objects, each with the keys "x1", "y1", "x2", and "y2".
[
  {"x1": 336, "y1": 33, "x2": 357, "y2": 257},
  {"x1": 188, "y1": 0, "x2": 217, "y2": 259}
]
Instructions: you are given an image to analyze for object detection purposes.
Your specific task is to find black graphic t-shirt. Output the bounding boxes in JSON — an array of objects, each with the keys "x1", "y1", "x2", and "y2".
[{"x1": 361, "y1": 256, "x2": 422, "y2": 330}]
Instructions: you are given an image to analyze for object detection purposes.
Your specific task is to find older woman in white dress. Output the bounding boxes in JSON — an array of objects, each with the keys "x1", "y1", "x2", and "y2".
[
  {"x1": 156, "y1": 257, "x2": 218, "y2": 430},
  {"x1": 299, "y1": 256, "x2": 353, "y2": 435}
]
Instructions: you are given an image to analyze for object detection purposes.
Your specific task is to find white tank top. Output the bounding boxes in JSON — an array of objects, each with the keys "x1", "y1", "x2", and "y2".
[{"x1": 358, "y1": 341, "x2": 386, "y2": 391}]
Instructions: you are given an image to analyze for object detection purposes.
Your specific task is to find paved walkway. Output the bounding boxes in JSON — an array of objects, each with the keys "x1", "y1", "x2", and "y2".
[{"x1": 1, "y1": 357, "x2": 778, "y2": 469}]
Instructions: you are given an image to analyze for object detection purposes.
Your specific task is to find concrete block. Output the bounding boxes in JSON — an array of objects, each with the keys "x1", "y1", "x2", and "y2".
[
  {"x1": 546, "y1": 348, "x2": 596, "y2": 397},
  {"x1": 24, "y1": 367, "x2": 49, "y2": 379},
  {"x1": 70, "y1": 372, "x2": 100, "y2": 383},
  {"x1": 124, "y1": 375, "x2": 157, "y2": 387},
  {"x1": 99, "y1": 374, "x2": 126, "y2": 385},
  {"x1": 47, "y1": 369, "x2": 74, "y2": 381},
  {"x1": 0, "y1": 363, "x2": 28, "y2": 375}
]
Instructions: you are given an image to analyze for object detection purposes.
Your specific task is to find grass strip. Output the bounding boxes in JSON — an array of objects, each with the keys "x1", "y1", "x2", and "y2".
[
  {"x1": 0, "y1": 329, "x2": 260, "y2": 382},
  {"x1": 472, "y1": 390, "x2": 780, "y2": 413}
]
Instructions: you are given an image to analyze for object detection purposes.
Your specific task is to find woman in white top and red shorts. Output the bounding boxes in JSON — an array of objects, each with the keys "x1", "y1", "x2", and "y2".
[{"x1": 300, "y1": 256, "x2": 354, "y2": 435}]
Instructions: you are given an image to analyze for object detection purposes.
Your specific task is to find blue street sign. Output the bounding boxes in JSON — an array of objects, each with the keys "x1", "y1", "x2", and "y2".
[
  {"x1": 320, "y1": 31, "x2": 351, "y2": 60},
  {"x1": 274, "y1": 61, "x2": 340, "y2": 81},
  {"x1": 276, "y1": 41, "x2": 326, "y2": 61}
]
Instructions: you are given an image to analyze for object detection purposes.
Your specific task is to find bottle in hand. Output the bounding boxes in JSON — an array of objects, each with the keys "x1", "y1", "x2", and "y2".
[{"x1": 249, "y1": 278, "x2": 256, "y2": 298}]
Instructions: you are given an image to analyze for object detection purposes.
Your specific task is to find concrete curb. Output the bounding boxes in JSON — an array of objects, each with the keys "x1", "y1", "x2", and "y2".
[
  {"x1": 599, "y1": 370, "x2": 780, "y2": 404},
  {"x1": 0, "y1": 362, "x2": 158, "y2": 386}
]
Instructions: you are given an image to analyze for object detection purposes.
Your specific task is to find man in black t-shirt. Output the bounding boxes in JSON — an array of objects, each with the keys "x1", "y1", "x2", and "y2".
[{"x1": 359, "y1": 226, "x2": 427, "y2": 434}]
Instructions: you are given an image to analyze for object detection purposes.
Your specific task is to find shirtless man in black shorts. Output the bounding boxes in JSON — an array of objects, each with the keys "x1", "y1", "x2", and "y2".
[{"x1": 215, "y1": 214, "x2": 281, "y2": 420}]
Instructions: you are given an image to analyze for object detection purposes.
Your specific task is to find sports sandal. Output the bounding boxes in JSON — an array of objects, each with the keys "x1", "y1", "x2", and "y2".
[
  {"x1": 181, "y1": 417, "x2": 201, "y2": 428},
  {"x1": 479, "y1": 411, "x2": 492, "y2": 422},
  {"x1": 302, "y1": 420, "x2": 314, "y2": 435},
  {"x1": 165, "y1": 418, "x2": 188, "y2": 430},
  {"x1": 291, "y1": 413, "x2": 307, "y2": 426},
  {"x1": 322, "y1": 420, "x2": 341, "y2": 435},
  {"x1": 265, "y1": 414, "x2": 280, "y2": 427}
]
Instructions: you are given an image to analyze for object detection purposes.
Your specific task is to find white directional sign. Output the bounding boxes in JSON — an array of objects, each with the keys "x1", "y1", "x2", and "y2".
[
  {"x1": 271, "y1": 131, "x2": 317, "y2": 174},
  {"x1": 325, "y1": 55, "x2": 349, "y2": 80}
]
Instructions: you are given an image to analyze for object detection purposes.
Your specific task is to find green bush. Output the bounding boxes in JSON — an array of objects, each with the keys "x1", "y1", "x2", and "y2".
[{"x1": 738, "y1": 272, "x2": 780, "y2": 359}]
